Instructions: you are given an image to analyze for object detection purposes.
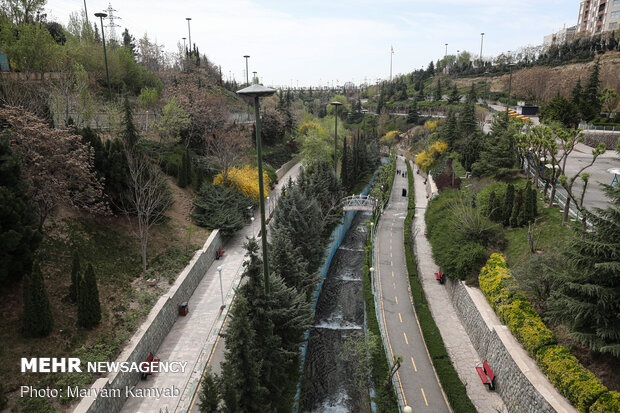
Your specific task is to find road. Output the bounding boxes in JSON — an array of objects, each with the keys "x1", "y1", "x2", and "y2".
[{"x1": 374, "y1": 156, "x2": 450, "y2": 412}]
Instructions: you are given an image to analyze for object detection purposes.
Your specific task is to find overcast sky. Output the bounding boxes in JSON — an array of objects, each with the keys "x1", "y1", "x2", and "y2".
[{"x1": 45, "y1": 0, "x2": 577, "y2": 87}]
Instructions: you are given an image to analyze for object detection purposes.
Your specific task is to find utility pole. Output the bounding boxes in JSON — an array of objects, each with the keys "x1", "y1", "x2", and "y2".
[{"x1": 104, "y1": 3, "x2": 121, "y2": 41}]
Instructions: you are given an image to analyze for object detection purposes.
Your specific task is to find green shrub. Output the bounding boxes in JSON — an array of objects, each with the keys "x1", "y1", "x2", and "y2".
[
  {"x1": 191, "y1": 184, "x2": 255, "y2": 237},
  {"x1": 589, "y1": 391, "x2": 620, "y2": 413},
  {"x1": 536, "y1": 345, "x2": 607, "y2": 412}
]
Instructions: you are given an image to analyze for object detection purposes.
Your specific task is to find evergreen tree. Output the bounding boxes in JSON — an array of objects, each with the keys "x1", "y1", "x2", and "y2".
[
  {"x1": 272, "y1": 185, "x2": 323, "y2": 269},
  {"x1": 122, "y1": 28, "x2": 136, "y2": 58},
  {"x1": 77, "y1": 263, "x2": 101, "y2": 328},
  {"x1": 434, "y1": 78, "x2": 442, "y2": 101},
  {"x1": 547, "y1": 184, "x2": 620, "y2": 357},
  {"x1": 220, "y1": 295, "x2": 266, "y2": 413},
  {"x1": 199, "y1": 371, "x2": 220, "y2": 413},
  {"x1": 487, "y1": 191, "x2": 502, "y2": 222},
  {"x1": 582, "y1": 59, "x2": 602, "y2": 121},
  {"x1": 121, "y1": 95, "x2": 139, "y2": 149},
  {"x1": 22, "y1": 261, "x2": 53, "y2": 337},
  {"x1": 0, "y1": 133, "x2": 41, "y2": 287},
  {"x1": 448, "y1": 84, "x2": 461, "y2": 104},
  {"x1": 69, "y1": 250, "x2": 80, "y2": 302},
  {"x1": 458, "y1": 98, "x2": 477, "y2": 138},
  {"x1": 103, "y1": 138, "x2": 130, "y2": 211},
  {"x1": 269, "y1": 230, "x2": 314, "y2": 297},
  {"x1": 440, "y1": 110, "x2": 457, "y2": 149},
  {"x1": 523, "y1": 181, "x2": 535, "y2": 224},
  {"x1": 503, "y1": 184, "x2": 515, "y2": 226},
  {"x1": 459, "y1": 133, "x2": 482, "y2": 171},
  {"x1": 406, "y1": 99, "x2": 419, "y2": 124},
  {"x1": 510, "y1": 191, "x2": 523, "y2": 227},
  {"x1": 571, "y1": 78, "x2": 583, "y2": 115},
  {"x1": 472, "y1": 117, "x2": 519, "y2": 178},
  {"x1": 531, "y1": 186, "x2": 538, "y2": 218}
]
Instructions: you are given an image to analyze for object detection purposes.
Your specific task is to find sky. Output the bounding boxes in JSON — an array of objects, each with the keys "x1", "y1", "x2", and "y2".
[{"x1": 44, "y1": 0, "x2": 578, "y2": 88}]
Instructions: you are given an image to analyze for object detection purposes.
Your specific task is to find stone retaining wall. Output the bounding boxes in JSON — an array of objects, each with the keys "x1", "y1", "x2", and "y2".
[
  {"x1": 276, "y1": 155, "x2": 302, "y2": 180},
  {"x1": 73, "y1": 230, "x2": 223, "y2": 413},
  {"x1": 443, "y1": 276, "x2": 575, "y2": 413}
]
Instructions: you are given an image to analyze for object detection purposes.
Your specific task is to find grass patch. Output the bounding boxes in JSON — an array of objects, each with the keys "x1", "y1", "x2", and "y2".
[{"x1": 404, "y1": 160, "x2": 476, "y2": 412}]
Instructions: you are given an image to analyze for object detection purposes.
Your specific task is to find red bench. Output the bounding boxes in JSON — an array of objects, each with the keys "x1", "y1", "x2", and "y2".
[
  {"x1": 476, "y1": 360, "x2": 496, "y2": 390},
  {"x1": 140, "y1": 352, "x2": 160, "y2": 380},
  {"x1": 434, "y1": 271, "x2": 445, "y2": 284}
]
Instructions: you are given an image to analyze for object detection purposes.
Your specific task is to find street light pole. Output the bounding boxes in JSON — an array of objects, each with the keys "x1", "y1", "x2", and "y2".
[
  {"x1": 182, "y1": 37, "x2": 186, "y2": 54},
  {"x1": 216, "y1": 265, "x2": 224, "y2": 308},
  {"x1": 186, "y1": 17, "x2": 192, "y2": 53},
  {"x1": 94, "y1": 12, "x2": 111, "y2": 99},
  {"x1": 243, "y1": 55, "x2": 250, "y2": 85},
  {"x1": 330, "y1": 101, "x2": 343, "y2": 174},
  {"x1": 444, "y1": 43, "x2": 448, "y2": 74},
  {"x1": 237, "y1": 84, "x2": 277, "y2": 294},
  {"x1": 252, "y1": 71, "x2": 257, "y2": 84},
  {"x1": 479, "y1": 32, "x2": 485, "y2": 65}
]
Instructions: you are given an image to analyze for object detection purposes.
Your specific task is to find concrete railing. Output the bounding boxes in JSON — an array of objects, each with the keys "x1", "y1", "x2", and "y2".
[{"x1": 74, "y1": 230, "x2": 223, "y2": 413}]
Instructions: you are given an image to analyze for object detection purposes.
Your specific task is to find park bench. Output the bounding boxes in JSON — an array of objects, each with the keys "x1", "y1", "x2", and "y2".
[
  {"x1": 434, "y1": 271, "x2": 445, "y2": 284},
  {"x1": 140, "y1": 352, "x2": 160, "y2": 380},
  {"x1": 215, "y1": 247, "x2": 225, "y2": 260},
  {"x1": 475, "y1": 360, "x2": 496, "y2": 390}
]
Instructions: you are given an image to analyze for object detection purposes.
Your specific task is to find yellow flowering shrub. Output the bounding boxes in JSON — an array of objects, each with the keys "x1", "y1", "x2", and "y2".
[
  {"x1": 214, "y1": 165, "x2": 270, "y2": 201},
  {"x1": 298, "y1": 120, "x2": 322, "y2": 136},
  {"x1": 414, "y1": 140, "x2": 448, "y2": 172},
  {"x1": 423, "y1": 120, "x2": 438, "y2": 133}
]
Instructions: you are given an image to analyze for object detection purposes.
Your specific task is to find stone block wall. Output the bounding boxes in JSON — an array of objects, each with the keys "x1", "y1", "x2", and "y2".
[
  {"x1": 74, "y1": 230, "x2": 222, "y2": 413},
  {"x1": 276, "y1": 155, "x2": 302, "y2": 180},
  {"x1": 444, "y1": 277, "x2": 566, "y2": 413}
]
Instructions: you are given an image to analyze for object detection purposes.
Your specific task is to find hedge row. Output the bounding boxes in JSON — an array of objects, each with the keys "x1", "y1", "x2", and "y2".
[
  {"x1": 478, "y1": 254, "x2": 557, "y2": 356},
  {"x1": 479, "y1": 254, "x2": 620, "y2": 413},
  {"x1": 404, "y1": 161, "x2": 476, "y2": 412}
]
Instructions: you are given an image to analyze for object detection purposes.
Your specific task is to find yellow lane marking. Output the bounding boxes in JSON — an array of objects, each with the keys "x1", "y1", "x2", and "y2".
[
  {"x1": 399, "y1": 313, "x2": 403, "y2": 323},
  {"x1": 390, "y1": 252, "x2": 393, "y2": 258},
  {"x1": 411, "y1": 357, "x2": 417, "y2": 372},
  {"x1": 392, "y1": 271, "x2": 394, "y2": 277},
  {"x1": 395, "y1": 296, "x2": 398, "y2": 304},
  {"x1": 421, "y1": 388, "x2": 428, "y2": 406},
  {"x1": 404, "y1": 332, "x2": 409, "y2": 345}
]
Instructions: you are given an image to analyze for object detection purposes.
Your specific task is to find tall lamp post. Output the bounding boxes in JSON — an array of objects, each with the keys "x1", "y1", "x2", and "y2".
[
  {"x1": 237, "y1": 84, "x2": 277, "y2": 294},
  {"x1": 252, "y1": 71, "x2": 257, "y2": 84},
  {"x1": 182, "y1": 37, "x2": 186, "y2": 54},
  {"x1": 243, "y1": 55, "x2": 250, "y2": 85},
  {"x1": 330, "y1": 101, "x2": 343, "y2": 174},
  {"x1": 186, "y1": 17, "x2": 192, "y2": 53},
  {"x1": 479, "y1": 32, "x2": 485, "y2": 65},
  {"x1": 94, "y1": 12, "x2": 111, "y2": 99}
]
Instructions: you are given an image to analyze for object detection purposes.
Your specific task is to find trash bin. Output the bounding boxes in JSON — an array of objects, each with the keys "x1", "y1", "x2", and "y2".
[
  {"x1": 402, "y1": 188, "x2": 407, "y2": 197},
  {"x1": 178, "y1": 302, "x2": 189, "y2": 316}
]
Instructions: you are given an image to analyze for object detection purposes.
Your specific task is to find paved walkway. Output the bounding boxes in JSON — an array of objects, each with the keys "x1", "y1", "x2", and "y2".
[
  {"x1": 120, "y1": 163, "x2": 302, "y2": 413},
  {"x1": 411, "y1": 160, "x2": 507, "y2": 413},
  {"x1": 373, "y1": 156, "x2": 450, "y2": 412}
]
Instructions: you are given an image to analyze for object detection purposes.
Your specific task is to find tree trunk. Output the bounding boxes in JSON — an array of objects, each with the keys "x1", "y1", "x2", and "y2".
[
  {"x1": 562, "y1": 196, "x2": 571, "y2": 226},
  {"x1": 548, "y1": 183, "x2": 556, "y2": 208}
]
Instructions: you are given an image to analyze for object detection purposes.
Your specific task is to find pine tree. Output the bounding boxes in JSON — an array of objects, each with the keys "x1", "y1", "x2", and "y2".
[
  {"x1": 407, "y1": 99, "x2": 419, "y2": 124},
  {"x1": 22, "y1": 261, "x2": 53, "y2": 337},
  {"x1": 458, "y1": 99, "x2": 477, "y2": 138},
  {"x1": 269, "y1": 230, "x2": 314, "y2": 298},
  {"x1": 77, "y1": 263, "x2": 101, "y2": 328},
  {"x1": 510, "y1": 191, "x2": 523, "y2": 227},
  {"x1": 503, "y1": 184, "x2": 515, "y2": 226},
  {"x1": 547, "y1": 184, "x2": 620, "y2": 357},
  {"x1": 199, "y1": 370, "x2": 220, "y2": 413},
  {"x1": 441, "y1": 110, "x2": 458, "y2": 149},
  {"x1": 448, "y1": 84, "x2": 461, "y2": 103},
  {"x1": 220, "y1": 295, "x2": 266, "y2": 412},
  {"x1": 471, "y1": 119, "x2": 519, "y2": 178},
  {"x1": 69, "y1": 250, "x2": 80, "y2": 302},
  {"x1": 0, "y1": 133, "x2": 41, "y2": 287},
  {"x1": 121, "y1": 95, "x2": 139, "y2": 149},
  {"x1": 523, "y1": 181, "x2": 535, "y2": 224},
  {"x1": 434, "y1": 78, "x2": 442, "y2": 101},
  {"x1": 582, "y1": 59, "x2": 602, "y2": 121}
]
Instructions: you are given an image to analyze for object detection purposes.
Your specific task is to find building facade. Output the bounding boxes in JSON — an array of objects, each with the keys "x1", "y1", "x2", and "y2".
[
  {"x1": 543, "y1": 25, "x2": 578, "y2": 46},
  {"x1": 578, "y1": 0, "x2": 620, "y2": 35}
]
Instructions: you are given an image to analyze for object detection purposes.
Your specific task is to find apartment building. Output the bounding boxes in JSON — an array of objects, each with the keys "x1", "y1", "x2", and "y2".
[
  {"x1": 577, "y1": 0, "x2": 620, "y2": 34},
  {"x1": 543, "y1": 25, "x2": 578, "y2": 46}
]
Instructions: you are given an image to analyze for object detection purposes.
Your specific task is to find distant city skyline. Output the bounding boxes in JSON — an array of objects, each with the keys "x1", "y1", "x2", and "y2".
[{"x1": 45, "y1": 0, "x2": 577, "y2": 87}]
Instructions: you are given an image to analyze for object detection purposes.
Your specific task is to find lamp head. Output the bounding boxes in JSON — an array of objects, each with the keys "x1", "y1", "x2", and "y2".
[
  {"x1": 94, "y1": 12, "x2": 107, "y2": 18},
  {"x1": 237, "y1": 84, "x2": 276, "y2": 98}
]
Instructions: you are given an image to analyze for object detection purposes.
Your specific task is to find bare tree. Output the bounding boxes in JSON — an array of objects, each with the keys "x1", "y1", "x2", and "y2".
[
  {"x1": 123, "y1": 148, "x2": 172, "y2": 274},
  {"x1": 0, "y1": 106, "x2": 108, "y2": 228},
  {"x1": 204, "y1": 126, "x2": 249, "y2": 182}
]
